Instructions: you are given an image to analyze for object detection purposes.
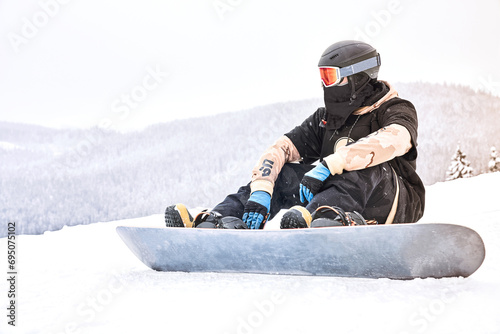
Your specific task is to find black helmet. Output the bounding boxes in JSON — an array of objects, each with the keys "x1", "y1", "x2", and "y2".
[{"x1": 318, "y1": 40, "x2": 380, "y2": 80}]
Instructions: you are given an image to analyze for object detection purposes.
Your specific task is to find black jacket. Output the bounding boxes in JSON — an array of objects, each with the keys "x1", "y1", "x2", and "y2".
[{"x1": 285, "y1": 87, "x2": 425, "y2": 223}]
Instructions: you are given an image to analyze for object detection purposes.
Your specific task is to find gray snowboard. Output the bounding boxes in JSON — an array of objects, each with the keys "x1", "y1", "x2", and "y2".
[{"x1": 116, "y1": 223, "x2": 485, "y2": 279}]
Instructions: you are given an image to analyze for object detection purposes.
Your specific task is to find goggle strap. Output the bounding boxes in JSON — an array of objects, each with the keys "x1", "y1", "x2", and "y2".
[{"x1": 338, "y1": 54, "x2": 381, "y2": 78}]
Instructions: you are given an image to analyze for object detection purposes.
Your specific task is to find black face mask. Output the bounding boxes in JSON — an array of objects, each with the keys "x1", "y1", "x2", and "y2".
[{"x1": 323, "y1": 74, "x2": 374, "y2": 131}]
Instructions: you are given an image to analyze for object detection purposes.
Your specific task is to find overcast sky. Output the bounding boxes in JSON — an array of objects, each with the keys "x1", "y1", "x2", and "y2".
[{"x1": 1, "y1": 0, "x2": 499, "y2": 131}]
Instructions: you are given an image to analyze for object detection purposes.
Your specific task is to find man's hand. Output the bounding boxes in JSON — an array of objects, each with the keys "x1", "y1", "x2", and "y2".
[
  {"x1": 299, "y1": 163, "x2": 331, "y2": 203},
  {"x1": 243, "y1": 191, "x2": 271, "y2": 229}
]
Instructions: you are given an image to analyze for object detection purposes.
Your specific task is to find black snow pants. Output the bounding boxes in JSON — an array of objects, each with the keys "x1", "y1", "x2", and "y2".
[{"x1": 211, "y1": 162, "x2": 401, "y2": 225}]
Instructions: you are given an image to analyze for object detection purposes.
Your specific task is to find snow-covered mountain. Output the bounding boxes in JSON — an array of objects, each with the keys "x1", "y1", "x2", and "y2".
[{"x1": 1, "y1": 173, "x2": 499, "y2": 334}]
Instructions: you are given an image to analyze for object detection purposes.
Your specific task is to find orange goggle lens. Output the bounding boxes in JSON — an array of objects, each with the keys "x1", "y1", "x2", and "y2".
[{"x1": 319, "y1": 67, "x2": 341, "y2": 87}]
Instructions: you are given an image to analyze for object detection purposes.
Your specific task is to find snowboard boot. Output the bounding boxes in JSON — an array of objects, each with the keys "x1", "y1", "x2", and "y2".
[
  {"x1": 193, "y1": 211, "x2": 248, "y2": 229},
  {"x1": 310, "y1": 206, "x2": 375, "y2": 227},
  {"x1": 280, "y1": 205, "x2": 313, "y2": 229},
  {"x1": 165, "y1": 203, "x2": 194, "y2": 227}
]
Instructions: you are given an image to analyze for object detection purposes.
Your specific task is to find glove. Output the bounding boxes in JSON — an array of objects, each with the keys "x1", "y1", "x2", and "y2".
[
  {"x1": 299, "y1": 163, "x2": 331, "y2": 203},
  {"x1": 243, "y1": 191, "x2": 271, "y2": 229}
]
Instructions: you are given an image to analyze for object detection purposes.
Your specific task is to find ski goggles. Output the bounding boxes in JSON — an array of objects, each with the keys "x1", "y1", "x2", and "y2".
[{"x1": 319, "y1": 54, "x2": 381, "y2": 87}]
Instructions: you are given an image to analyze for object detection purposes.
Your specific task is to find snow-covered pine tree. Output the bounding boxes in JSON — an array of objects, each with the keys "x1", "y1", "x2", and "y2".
[
  {"x1": 488, "y1": 146, "x2": 500, "y2": 173},
  {"x1": 446, "y1": 144, "x2": 474, "y2": 181}
]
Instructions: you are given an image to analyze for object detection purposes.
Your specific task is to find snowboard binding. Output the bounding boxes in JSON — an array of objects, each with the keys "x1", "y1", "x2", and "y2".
[
  {"x1": 194, "y1": 211, "x2": 248, "y2": 229},
  {"x1": 280, "y1": 205, "x2": 377, "y2": 229},
  {"x1": 165, "y1": 204, "x2": 247, "y2": 229},
  {"x1": 310, "y1": 206, "x2": 377, "y2": 228}
]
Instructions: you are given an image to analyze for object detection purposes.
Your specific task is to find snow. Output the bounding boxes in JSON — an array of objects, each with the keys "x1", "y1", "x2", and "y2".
[{"x1": 2, "y1": 173, "x2": 500, "y2": 334}]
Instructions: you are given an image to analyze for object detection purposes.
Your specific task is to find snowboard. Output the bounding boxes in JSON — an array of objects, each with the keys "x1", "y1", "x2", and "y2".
[{"x1": 116, "y1": 223, "x2": 485, "y2": 280}]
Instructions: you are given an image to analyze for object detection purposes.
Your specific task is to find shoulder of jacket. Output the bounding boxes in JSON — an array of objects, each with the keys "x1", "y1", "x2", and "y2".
[{"x1": 379, "y1": 97, "x2": 416, "y2": 111}]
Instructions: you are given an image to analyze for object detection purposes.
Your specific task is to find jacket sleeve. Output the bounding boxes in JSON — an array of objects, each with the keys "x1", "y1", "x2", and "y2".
[
  {"x1": 250, "y1": 136, "x2": 301, "y2": 196},
  {"x1": 284, "y1": 108, "x2": 326, "y2": 164},
  {"x1": 323, "y1": 124, "x2": 412, "y2": 175}
]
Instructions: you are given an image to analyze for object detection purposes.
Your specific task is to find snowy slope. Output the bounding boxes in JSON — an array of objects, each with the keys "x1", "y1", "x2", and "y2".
[{"x1": 1, "y1": 173, "x2": 500, "y2": 334}]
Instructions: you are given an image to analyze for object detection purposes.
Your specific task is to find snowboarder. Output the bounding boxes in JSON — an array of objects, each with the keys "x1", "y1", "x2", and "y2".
[{"x1": 165, "y1": 40, "x2": 425, "y2": 229}]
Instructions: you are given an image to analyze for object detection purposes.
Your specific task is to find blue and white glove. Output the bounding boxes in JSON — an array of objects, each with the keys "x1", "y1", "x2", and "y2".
[
  {"x1": 243, "y1": 191, "x2": 271, "y2": 229},
  {"x1": 299, "y1": 163, "x2": 331, "y2": 203}
]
